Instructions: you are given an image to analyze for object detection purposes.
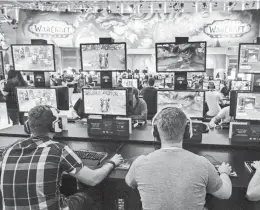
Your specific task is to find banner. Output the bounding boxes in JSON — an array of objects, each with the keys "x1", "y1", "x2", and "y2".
[{"x1": 17, "y1": 10, "x2": 260, "y2": 48}]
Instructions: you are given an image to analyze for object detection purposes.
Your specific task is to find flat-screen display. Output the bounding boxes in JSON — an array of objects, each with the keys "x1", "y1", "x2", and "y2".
[
  {"x1": 156, "y1": 42, "x2": 206, "y2": 72},
  {"x1": 16, "y1": 88, "x2": 57, "y2": 112},
  {"x1": 80, "y1": 43, "x2": 126, "y2": 71},
  {"x1": 121, "y1": 79, "x2": 138, "y2": 88},
  {"x1": 11, "y1": 44, "x2": 55, "y2": 72},
  {"x1": 0, "y1": 52, "x2": 4, "y2": 78},
  {"x1": 157, "y1": 90, "x2": 205, "y2": 118},
  {"x1": 238, "y1": 43, "x2": 260, "y2": 74},
  {"x1": 203, "y1": 80, "x2": 220, "y2": 90},
  {"x1": 231, "y1": 80, "x2": 251, "y2": 91},
  {"x1": 83, "y1": 88, "x2": 127, "y2": 116},
  {"x1": 235, "y1": 92, "x2": 260, "y2": 121}
]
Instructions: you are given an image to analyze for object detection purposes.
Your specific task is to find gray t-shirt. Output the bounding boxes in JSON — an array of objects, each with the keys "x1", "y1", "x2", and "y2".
[{"x1": 125, "y1": 149, "x2": 223, "y2": 210}]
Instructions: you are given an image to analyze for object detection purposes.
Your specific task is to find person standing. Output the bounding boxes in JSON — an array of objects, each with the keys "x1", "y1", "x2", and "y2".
[{"x1": 0, "y1": 70, "x2": 27, "y2": 125}]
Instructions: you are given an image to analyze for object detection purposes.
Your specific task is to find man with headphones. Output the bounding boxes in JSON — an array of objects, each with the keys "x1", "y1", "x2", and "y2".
[
  {"x1": 0, "y1": 105, "x2": 123, "y2": 210},
  {"x1": 132, "y1": 87, "x2": 148, "y2": 121},
  {"x1": 125, "y1": 107, "x2": 232, "y2": 210}
]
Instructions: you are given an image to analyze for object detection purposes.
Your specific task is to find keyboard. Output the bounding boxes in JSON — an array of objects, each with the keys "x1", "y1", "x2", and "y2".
[
  {"x1": 245, "y1": 161, "x2": 256, "y2": 174},
  {"x1": 74, "y1": 150, "x2": 108, "y2": 166}
]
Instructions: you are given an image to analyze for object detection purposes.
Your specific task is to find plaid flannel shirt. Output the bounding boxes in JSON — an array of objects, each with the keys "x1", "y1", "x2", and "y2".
[{"x1": 0, "y1": 136, "x2": 83, "y2": 210}]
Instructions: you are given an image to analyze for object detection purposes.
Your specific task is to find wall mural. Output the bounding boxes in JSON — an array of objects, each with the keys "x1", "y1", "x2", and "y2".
[
  {"x1": 17, "y1": 10, "x2": 260, "y2": 48},
  {"x1": 14, "y1": 9, "x2": 260, "y2": 72}
]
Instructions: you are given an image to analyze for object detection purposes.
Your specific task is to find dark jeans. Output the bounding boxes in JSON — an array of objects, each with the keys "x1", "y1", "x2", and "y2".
[
  {"x1": 7, "y1": 109, "x2": 24, "y2": 125},
  {"x1": 62, "y1": 192, "x2": 96, "y2": 210}
]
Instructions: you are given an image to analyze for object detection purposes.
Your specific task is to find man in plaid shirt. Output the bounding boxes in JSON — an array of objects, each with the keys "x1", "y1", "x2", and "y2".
[{"x1": 0, "y1": 105, "x2": 123, "y2": 210}]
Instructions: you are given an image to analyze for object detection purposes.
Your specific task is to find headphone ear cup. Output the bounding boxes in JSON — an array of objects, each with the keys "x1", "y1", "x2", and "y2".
[
  {"x1": 153, "y1": 125, "x2": 161, "y2": 142},
  {"x1": 24, "y1": 120, "x2": 31, "y2": 134}
]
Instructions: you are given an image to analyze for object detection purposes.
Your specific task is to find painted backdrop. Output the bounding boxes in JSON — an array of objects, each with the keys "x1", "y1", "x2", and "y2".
[{"x1": 17, "y1": 10, "x2": 260, "y2": 48}]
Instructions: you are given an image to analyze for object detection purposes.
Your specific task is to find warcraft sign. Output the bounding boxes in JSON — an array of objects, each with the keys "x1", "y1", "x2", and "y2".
[
  {"x1": 204, "y1": 20, "x2": 251, "y2": 38},
  {"x1": 28, "y1": 20, "x2": 75, "y2": 38}
]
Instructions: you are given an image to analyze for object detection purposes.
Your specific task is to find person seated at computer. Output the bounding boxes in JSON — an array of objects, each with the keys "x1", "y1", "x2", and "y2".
[
  {"x1": 0, "y1": 105, "x2": 123, "y2": 210},
  {"x1": 205, "y1": 82, "x2": 224, "y2": 117},
  {"x1": 220, "y1": 81, "x2": 230, "y2": 97},
  {"x1": 0, "y1": 70, "x2": 27, "y2": 125},
  {"x1": 126, "y1": 107, "x2": 232, "y2": 210},
  {"x1": 246, "y1": 161, "x2": 260, "y2": 201},
  {"x1": 140, "y1": 77, "x2": 157, "y2": 118},
  {"x1": 209, "y1": 106, "x2": 231, "y2": 128},
  {"x1": 116, "y1": 78, "x2": 123, "y2": 87},
  {"x1": 132, "y1": 87, "x2": 147, "y2": 121}
]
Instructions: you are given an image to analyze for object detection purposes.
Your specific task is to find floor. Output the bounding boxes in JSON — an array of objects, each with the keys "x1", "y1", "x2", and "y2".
[{"x1": 0, "y1": 92, "x2": 82, "y2": 129}]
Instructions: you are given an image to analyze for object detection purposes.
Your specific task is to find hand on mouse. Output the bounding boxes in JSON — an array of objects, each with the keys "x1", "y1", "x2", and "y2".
[
  {"x1": 110, "y1": 154, "x2": 124, "y2": 167},
  {"x1": 218, "y1": 162, "x2": 232, "y2": 176}
]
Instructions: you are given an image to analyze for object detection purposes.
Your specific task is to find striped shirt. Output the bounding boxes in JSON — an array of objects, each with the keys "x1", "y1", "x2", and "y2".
[{"x1": 0, "y1": 136, "x2": 83, "y2": 210}]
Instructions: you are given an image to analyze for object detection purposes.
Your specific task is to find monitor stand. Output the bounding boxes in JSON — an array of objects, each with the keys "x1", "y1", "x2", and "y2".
[{"x1": 34, "y1": 72, "x2": 50, "y2": 87}]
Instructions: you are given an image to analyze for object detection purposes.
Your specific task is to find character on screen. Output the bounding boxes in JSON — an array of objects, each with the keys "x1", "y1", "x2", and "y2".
[
  {"x1": 19, "y1": 48, "x2": 25, "y2": 59},
  {"x1": 100, "y1": 98, "x2": 110, "y2": 113},
  {"x1": 177, "y1": 44, "x2": 204, "y2": 68},
  {"x1": 99, "y1": 52, "x2": 108, "y2": 69},
  {"x1": 31, "y1": 53, "x2": 38, "y2": 64}
]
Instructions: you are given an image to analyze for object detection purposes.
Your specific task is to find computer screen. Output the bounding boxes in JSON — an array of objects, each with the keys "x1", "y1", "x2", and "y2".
[
  {"x1": 235, "y1": 92, "x2": 260, "y2": 121},
  {"x1": 83, "y1": 88, "x2": 127, "y2": 116},
  {"x1": 121, "y1": 79, "x2": 138, "y2": 88},
  {"x1": 203, "y1": 80, "x2": 220, "y2": 90},
  {"x1": 0, "y1": 52, "x2": 4, "y2": 78},
  {"x1": 231, "y1": 80, "x2": 251, "y2": 91},
  {"x1": 156, "y1": 42, "x2": 206, "y2": 72},
  {"x1": 238, "y1": 43, "x2": 260, "y2": 74},
  {"x1": 11, "y1": 44, "x2": 55, "y2": 72},
  {"x1": 157, "y1": 90, "x2": 205, "y2": 118},
  {"x1": 80, "y1": 43, "x2": 126, "y2": 71},
  {"x1": 16, "y1": 88, "x2": 57, "y2": 112}
]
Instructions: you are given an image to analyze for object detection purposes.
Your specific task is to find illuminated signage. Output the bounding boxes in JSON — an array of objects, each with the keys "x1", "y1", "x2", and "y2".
[
  {"x1": 204, "y1": 19, "x2": 251, "y2": 38},
  {"x1": 29, "y1": 20, "x2": 75, "y2": 38}
]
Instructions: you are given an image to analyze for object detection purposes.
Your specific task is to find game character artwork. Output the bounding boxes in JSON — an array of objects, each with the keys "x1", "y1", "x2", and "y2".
[
  {"x1": 157, "y1": 91, "x2": 205, "y2": 118},
  {"x1": 81, "y1": 44, "x2": 126, "y2": 71},
  {"x1": 12, "y1": 45, "x2": 55, "y2": 71},
  {"x1": 156, "y1": 42, "x2": 206, "y2": 72},
  {"x1": 83, "y1": 89, "x2": 126, "y2": 116},
  {"x1": 17, "y1": 88, "x2": 57, "y2": 112}
]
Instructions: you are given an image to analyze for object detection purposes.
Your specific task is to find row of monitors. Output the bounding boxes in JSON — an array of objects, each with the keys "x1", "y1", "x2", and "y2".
[
  {"x1": 119, "y1": 78, "x2": 251, "y2": 91},
  {"x1": 15, "y1": 87, "x2": 260, "y2": 122},
  {"x1": 10, "y1": 42, "x2": 260, "y2": 74}
]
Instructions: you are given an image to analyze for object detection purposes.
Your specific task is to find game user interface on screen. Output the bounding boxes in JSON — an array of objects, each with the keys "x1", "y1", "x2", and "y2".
[
  {"x1": 231, "y1": 80, "x2": 251, "y2": 91},
  {"x1": 239, "y1": 44, "x2": 260, "y2": 74},
  {"x1": 157, "y1": 90, "x2": 205, "y2": 118},
  {"x1": 121, "y1": 79, "x2": 138, "y2": 88},
  {"x1": 236, "y1": 92, "x2": 260, "y2": 121},
  {"x1": 203, "y1": 80, "x2": 220, "y2": 90},
  {"x1": 11, "y1": 45, "x2": 55, "y2": 71},
  {"x1": 17, "y1": 88, "x2": 57, "y2": 112},
  {"x1": 81, "y1": 43, "x2": 126, "y2": 71},
  {"x1": 83, "y1": 89, "x2": 127, "y2": 116},
  {"x1": 156, "y1": 42, "x2": 206, "y2": 72}
]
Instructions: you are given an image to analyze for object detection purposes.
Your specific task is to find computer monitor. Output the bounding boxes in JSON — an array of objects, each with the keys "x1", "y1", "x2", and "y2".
[
  {"x1": 16, "y1": 87, "x2": 57, "y2": 112},
  {"x1": 0, "y1": 52, "x2": 4, "y2": 79},
  {"x1": 203, "y1": 80, "x2": 220, "y2": 90},
  {"x1": 121, "y1": 79, "x2": 138, "y2": 88},
  {"x1": 231, "y1": 80, "x2": 251, "y2": 91},
  {"x1": 157, "y1": 90, "x2": 205, "y2": 118},
  {"x1": 11, "y1": 44, "x2": 55, "y2": 72},
  {"x1": 82, "y1": 88, "x2": 127, "y2": 116},
  {"x1": 80, "y1": 43, "x2": 127, "y2": 71},
  {"x1": 235, "y1": 92, "x2": 260, "y2": 121},
  {"x1": 155, "y1": 42, "x2": 206, "y2": 72},
  {"x1": 238, "y1": 43, "x2": 260, "y2": 74}
]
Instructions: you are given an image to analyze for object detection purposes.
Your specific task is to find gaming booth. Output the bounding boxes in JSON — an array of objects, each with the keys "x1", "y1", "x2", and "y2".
[{"x1": 0, "y1": 38, "x2": 260, "y2": 209}]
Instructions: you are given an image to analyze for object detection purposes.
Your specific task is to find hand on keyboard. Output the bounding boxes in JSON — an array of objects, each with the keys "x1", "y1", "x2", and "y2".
[
  {"x1": 217, "y1": 162, "x2": 232, "y2": 176},
  {"x1": 251, "y1": 161, "x2": 260, "y2": 170}
]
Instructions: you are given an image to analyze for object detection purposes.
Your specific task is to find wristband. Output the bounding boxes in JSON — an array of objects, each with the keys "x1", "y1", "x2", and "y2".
[
  {"x1": 107, "y1": 160, "x2": 116, "y2": 169},
  {"x1": 220, "y1": 172, "x2": 230, "y2": 176}
]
